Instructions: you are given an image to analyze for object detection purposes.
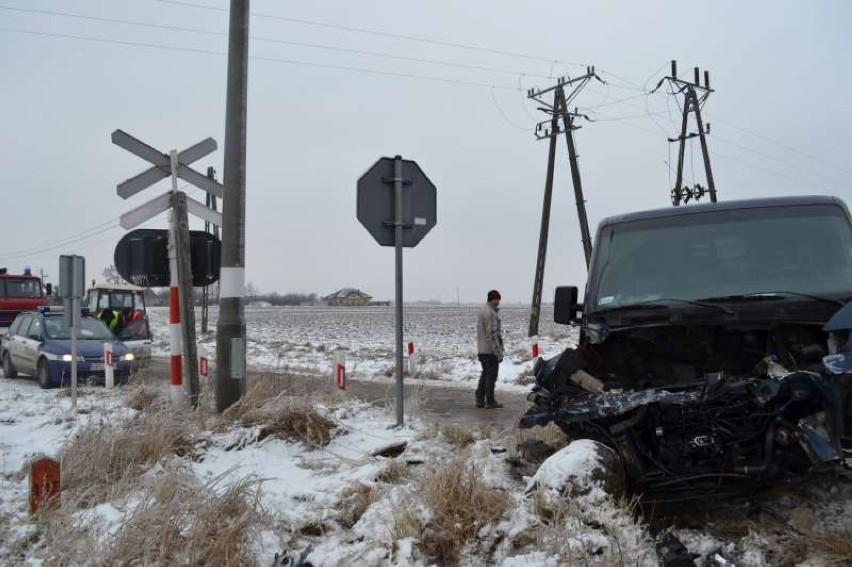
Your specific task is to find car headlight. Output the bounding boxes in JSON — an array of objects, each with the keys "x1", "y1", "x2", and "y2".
[
  {"x1": 45, "y1": 353, "x2": 79, "y2": 362},
  {"x1": 121, "y1": 353, "x2": 135, "y2": 362}
]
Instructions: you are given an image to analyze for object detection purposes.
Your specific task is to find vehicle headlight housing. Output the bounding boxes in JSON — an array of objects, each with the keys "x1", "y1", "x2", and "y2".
[
  {"x1": 61, "y1": 354, "x2": 74, "y2": 362},
  {"x1": 121, "y1": 353, "x2": 135, "y2": 362}
]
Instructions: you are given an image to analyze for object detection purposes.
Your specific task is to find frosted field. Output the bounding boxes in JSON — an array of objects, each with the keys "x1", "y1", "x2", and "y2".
[{"x1": 148, "y1": 305, "x2": 578, "y2": 391}]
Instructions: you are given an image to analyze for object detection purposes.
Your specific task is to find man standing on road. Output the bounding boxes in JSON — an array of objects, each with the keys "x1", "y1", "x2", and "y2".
[{"x1": 476, "y1": 290, "x2": 504, "y2": 409}]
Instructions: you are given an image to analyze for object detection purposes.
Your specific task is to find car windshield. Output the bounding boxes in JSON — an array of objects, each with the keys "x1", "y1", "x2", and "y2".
[
  {"x1": 591, "y1": 204, "x2": 852, "y2": 310},
  {"x1": 44, "y1": 316, "x2": 116, "y2": 340}
]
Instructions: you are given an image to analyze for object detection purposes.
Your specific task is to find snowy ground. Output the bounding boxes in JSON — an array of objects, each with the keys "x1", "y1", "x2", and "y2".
[{"x1": 1, "y1": 305, "x2": 851, "y2": 565}]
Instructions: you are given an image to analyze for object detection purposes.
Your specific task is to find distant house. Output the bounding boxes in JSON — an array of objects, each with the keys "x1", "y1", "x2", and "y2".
[{"x1": 323, "y1": 288, "x2": 373, "y2": 306}]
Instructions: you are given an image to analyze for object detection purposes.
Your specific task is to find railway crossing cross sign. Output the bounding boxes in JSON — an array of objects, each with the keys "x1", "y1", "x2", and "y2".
[{"x1": 112, "y1": 130, "x2": 223, "y2": 229}]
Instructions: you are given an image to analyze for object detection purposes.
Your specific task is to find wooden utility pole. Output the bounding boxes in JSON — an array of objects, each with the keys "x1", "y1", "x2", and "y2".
[{"x1": 527, "y1": 68, "x2": 601, "y2": 337}]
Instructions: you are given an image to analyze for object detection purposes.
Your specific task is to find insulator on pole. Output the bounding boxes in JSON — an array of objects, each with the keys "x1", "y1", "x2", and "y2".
[
  {"x1": 694, "y1": 67, "x2": 700, "y2": 85},
  {"x1": 671, "y1": 60, "x2": 677, "y2": 78},
  {"x1": 704, "y1": 70, "x2": 710, "y2": 89}
]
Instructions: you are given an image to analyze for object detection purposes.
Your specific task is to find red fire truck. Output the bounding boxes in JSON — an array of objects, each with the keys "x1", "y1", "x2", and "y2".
[{"x1": 0, "y1": 268, "x2": 48, "y2": 328}]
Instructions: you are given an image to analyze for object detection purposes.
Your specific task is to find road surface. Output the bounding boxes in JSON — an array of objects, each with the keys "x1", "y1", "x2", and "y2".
[{"x1": 146, "y1": 358, "x2": 529, "y2": 433}]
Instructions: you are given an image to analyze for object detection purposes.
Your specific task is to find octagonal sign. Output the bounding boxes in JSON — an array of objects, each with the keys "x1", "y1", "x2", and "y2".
[{"x1": 357, "y1": 157, "x2": 437, "y2": 247}]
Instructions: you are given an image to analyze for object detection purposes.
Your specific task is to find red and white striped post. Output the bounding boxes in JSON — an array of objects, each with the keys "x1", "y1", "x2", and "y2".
[
  {"x1": 167, "y1": 201, "x2": 183, "y2": 404},
  {"x1": 531, "y1": 336, "x2": 540, "y2": 360}
]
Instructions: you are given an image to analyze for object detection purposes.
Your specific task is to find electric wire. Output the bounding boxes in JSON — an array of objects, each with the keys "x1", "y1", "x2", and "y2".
[
  {"x1": 490, "y1": 88, "x2": 528, "y2": 131},
  {"x1": 151, "y1": 0, "x2": 588, "y2": 67},
  {"x1": 0, "y1": 184, "x2": 198, "y2": 263},
  {"x1": 2, "y1": 9, "x2": 848, "y2": 254},
  {"x1": 705, "y1": 115, "x2": 852, "y2": 177},
  {"x1": 0, "y1": 4, "x2": 551, "y2": 79},
  {"x1": 0, "y1": 27, "x2": 521, "y2": 91},
  {"x1": 10, "y1": 3, "x2": 849, "y2": 180}
]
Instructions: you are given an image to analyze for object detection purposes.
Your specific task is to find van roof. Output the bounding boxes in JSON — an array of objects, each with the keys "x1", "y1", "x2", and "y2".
[{"x1": 600, "y1": 195, "x2": 849, "y2": 228}]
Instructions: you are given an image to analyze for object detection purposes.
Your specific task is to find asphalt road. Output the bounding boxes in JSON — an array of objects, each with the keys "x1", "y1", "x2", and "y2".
[{"x1": 145, "y1": 358, "x2": 529, "y2": 433}]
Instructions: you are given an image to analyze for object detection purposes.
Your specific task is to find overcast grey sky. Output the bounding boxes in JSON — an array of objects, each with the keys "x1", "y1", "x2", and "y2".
[{"x1": 1, "y1": 0, "x2": 850, "y2": 303}]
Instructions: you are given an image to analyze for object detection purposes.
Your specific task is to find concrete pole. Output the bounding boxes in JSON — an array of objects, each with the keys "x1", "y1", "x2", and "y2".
[{"x1": 216, "y1": 0, "x2": 250, "y2": 412}]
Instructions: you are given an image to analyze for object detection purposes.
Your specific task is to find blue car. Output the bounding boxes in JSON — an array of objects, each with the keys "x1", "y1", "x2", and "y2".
[{"x1": 0, "y1": 308, "x2": 135, "y2": 388}]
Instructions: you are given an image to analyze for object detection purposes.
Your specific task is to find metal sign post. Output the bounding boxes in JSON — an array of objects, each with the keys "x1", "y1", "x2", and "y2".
[
  {"x1": 59, "y1": 255, "x2": 84, "y2": 409},
  {"x1": 392, "y1": 156, "x2": 405, "y2": 427},
  {"x1": 357, "y1": 155, "x2": 437, "y2": 427}
]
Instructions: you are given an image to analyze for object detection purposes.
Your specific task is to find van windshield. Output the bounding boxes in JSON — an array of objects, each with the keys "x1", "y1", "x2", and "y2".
[{"x1": 591, "y1": 204, "x2": 852, "y2": 310}]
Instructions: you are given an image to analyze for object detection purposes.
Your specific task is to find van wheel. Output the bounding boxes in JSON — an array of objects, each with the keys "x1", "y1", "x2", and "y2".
[
  {"x1": 2, "y1": 352, "x2": 16, "y2": 378},
  {"x1": 37, "y1": 359, "x2": 53, "y2": 389}
]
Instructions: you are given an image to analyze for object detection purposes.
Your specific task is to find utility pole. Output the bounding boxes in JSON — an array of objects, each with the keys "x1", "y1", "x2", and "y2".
[
  {"x1": 527, "y1": 67, "x2": 602, "y2": 337},
  {"x1": 216, "y1": 0, "x2": 249, "y2": 412},
  {"x1": 652, "y1": 60, "x2": 717, "y2": 206},
  {"x1": 201, "y1": 166, "x2": 219, "y2": 334}
]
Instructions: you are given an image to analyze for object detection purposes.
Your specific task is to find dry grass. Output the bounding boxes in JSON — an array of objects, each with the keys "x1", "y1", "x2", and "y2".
[
  {"x1": 60, "y1": 409, "x2": 199, "y2": 502},
  {"x1": 440, "y1": 425, "x2": 476, "y2": 447},
  {"x1": 125, "y1": 384, "x2": 165, "y2": 411},
  {"x1": 337, "y1": 482, "x2": 376, "y2": 529},
  {"x1": 36, "y1": 466, "x2": 264, "y2": 567},
  {"x1": 418, "y1": 454, "x2": 512, "y2": 565},
  {"x1": 390, "y1": 492, "x2": 423, "y2": 540},
  {"x1": 375, "y1": 459, "x2": 409, "y2": 484},
  {"x1": 782, "y1": 530, "x2": 852, "y2": 566},
  {"x1": 223, "y1": 382, "x2": 338, "y2": 449}
]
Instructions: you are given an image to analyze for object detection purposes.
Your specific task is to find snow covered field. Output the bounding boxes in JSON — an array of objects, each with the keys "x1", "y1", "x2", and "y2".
[
  {"x1": 148, "y1": 304, "x2": 577, "y2": 391},
  {"x1": 1, "y1": 305, "x2": 851, "y2": 565}
]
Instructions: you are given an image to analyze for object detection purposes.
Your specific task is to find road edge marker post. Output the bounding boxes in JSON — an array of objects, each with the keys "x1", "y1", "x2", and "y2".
[
  {"x1": 104, "y1": 342, "x2": 114, "y2": 389},
  {"x1": 333, "y1": 349, "x2": 346, "y2": 390},
  {"x1": 407, "y1": 341, "x2": 417, "y2": 376}
]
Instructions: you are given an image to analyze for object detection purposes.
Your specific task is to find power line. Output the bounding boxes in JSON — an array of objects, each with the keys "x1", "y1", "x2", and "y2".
[
  {"x1": 12, "y1": 3, "x2": 849, "y2": 181},
  {"x1": 0, "y1": 27, "x2": 521, "y2": 91},
  {"x1": 490, "y1": 88, "x2": 528, "y2": 131},
  {"x1": 152, "y1": 0, "x2": 589, "y2": 67},
  {"x1": 705, "y1": 114, "x2": 852, "y2": 177},
  {"x1": 1, "y1": 222, "x2": 121, "y2": 262},
  {"x1": 0, "y1": 4, "x2": 550, "y2": 79},
  {"x1": 0, "y1": 185, "x2": 200, "y2": 263}
]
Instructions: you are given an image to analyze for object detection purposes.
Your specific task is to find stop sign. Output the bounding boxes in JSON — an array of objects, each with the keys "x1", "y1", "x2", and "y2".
[{"x1": 357, "y1": 156, "x2": 437, "y2": 247}]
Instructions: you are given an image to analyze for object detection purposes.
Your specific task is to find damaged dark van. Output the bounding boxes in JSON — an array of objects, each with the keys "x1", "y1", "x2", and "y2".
[{"x1": 520, "y1": 195, "x2": 852, "y2": 499}]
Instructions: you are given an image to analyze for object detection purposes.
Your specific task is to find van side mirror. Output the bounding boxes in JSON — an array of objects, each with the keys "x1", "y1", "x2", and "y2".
[
  {"x1": 554, "y1": 286, "x2": 582, "y2": 324},
  {"x1": 45, "y1": 283, "x2": 53, "y2": 296}
]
